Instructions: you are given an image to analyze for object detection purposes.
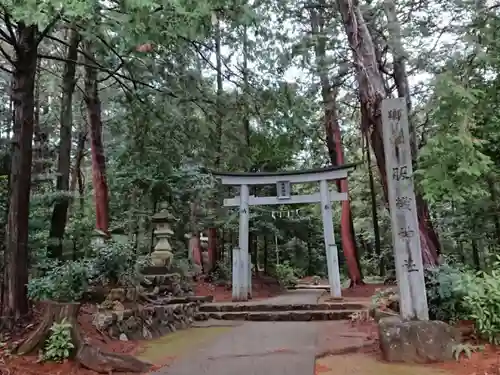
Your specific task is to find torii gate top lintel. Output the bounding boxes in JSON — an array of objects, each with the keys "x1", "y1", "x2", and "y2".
[{"x1": 210, "y1": 163, "x2": 357, "y2": 186}]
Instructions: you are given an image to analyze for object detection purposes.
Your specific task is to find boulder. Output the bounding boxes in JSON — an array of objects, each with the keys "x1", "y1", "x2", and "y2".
[
  {"x1": 378, "y1": 316, "x2": 460, "y2": 363},
  {"x1": 107, "y1": 288, "x2": 126, "y2": 302}
]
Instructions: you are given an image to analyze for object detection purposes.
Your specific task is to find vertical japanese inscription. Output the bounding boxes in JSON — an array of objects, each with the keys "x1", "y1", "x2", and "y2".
[{"x1": 382, "y1": 98, "x2": 428, "y2": 320}]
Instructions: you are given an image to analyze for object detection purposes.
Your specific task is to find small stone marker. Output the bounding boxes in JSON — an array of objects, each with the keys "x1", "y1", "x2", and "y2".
[{"x1": 381, "y1": 98, "x2": 428, "y2": 320}]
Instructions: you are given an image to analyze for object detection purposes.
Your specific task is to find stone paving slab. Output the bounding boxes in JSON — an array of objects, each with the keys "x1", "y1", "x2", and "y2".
[
  {"x1": 196, "y1": 309, "x2": 359, "y2": 321},
  {"x1": 199, "y1": 302, "x2": 368, "y2": 312},
  {"x1": 152, "y1": 322, "x2": 319, "y2": 375},
  {"x1": 238, "y1": 289, "x2": 323, "y2": 305}
]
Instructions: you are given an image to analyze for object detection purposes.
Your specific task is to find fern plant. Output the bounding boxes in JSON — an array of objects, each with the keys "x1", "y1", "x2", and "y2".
[{"x1": 452, "y1": 343, "x2": 484, "y2": 361}]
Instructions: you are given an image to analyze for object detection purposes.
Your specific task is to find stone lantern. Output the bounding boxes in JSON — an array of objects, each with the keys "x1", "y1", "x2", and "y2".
[{"x1": 150, "y1": 206, "x2": 175, "y2": 269}]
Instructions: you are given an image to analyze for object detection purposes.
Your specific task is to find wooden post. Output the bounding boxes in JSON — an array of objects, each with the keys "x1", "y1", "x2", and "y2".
[
  {"x1": 320, "y1": 179, "x2": 342, "y2": 298},
  {"x1": 239, "y1": 184, "x2": 250, "y2": 301},
  {"x1": 382, "y1": 98, "x2": 429, "y2": 320}
]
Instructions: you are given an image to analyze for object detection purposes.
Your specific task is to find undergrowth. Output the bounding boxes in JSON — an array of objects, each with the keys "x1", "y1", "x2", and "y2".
[{"x1": 41, "y1": 319, "x2": 74, "y2": 362}]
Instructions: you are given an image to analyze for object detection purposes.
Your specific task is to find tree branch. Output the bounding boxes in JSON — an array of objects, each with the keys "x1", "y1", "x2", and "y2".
[
  {"x1": 36, "y1": 12, "x2": 63, "y2": 45},
  {"x1": 0, "y1": 8, "x2": 19, "y2": 54},
  {"x1": 0, "y1": 44, "x2": 15, "y2": 66}
]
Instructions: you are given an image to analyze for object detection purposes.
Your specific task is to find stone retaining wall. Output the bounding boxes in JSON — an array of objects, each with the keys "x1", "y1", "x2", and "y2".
[{"x1": 93, "y1": 302, "x2": 199, "y2": 341}]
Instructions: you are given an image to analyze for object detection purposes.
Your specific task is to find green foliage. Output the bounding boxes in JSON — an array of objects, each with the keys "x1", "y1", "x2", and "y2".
[
  {"x1": 89, "y1": 240, "x2": 149, "y2": 286},
  {"x1": 274, "y1": 261, "x2": 299, "y2": 287},
  {"x1": 424, "y1": 263, "x2": 471, "y2": 322},
  {"x1": 452, "y1": 343, "x2": 483, "y2": 361},
  {"x1": 28, "y1": 260, "x2": 92, "y2": 302},
  {"x1": 212, "y1": 259, "x2": 231, "y2": 281},
  {"x1": 463, "y1": 259, "x2": 500, "y2": 344},
  {"x1": 42, "y1": 319, "x2": 74, "y2": 363},
  {"x1": 171, "y1": 256, "x2": 199, "y2": 279},
  {"x1": 371, "y1": 287, "x2": 398, "y2": 309}
]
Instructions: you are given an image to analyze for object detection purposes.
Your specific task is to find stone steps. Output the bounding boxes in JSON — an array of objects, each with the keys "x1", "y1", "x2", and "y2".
[
  {"x1": 195, "y1": 309, "x2": 361, "y2": 322},
  {"x1": 199, "y1": 302, "x2": 366, "y2": 313}
]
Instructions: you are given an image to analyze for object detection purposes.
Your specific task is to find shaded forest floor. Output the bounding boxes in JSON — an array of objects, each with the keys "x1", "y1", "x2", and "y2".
[
  {"x1": 1, "y1": 280, "x2": 499, "y2": 375},
  {"x1": 194, "y1": 275, "x2": 284, "y2": 301}
]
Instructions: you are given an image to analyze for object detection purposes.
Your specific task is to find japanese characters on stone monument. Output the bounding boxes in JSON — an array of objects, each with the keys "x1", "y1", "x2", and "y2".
[{"x1": 381, "y1": 98, "x2": 429, "y2": 320}]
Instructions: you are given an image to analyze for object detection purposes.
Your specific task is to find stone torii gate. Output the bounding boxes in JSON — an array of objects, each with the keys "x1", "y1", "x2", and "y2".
[{"x1": 212, "y1": 164, "x2": 356, "y2": 301}]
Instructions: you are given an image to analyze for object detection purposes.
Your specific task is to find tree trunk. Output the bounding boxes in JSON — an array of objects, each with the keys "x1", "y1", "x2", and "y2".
[
  {"x1": 207, "y1": 13, "x2": 224, "y2": 271},
  {"x1": 48, "y1": 27, "x2": 80, "y2": 258},
  {"x1": 214, "y1": 13, "x2": 223, "y2": 167},
  {"x1": 84, "y1": 41, "x2": 110, "y2": 235},
  {"x1": 336, "y1": 0, "x2": 440, "y2": 265},
  {"x1": 486, "y1": 177, "x2": 500, "y2": 244},
  {"x1": 32, "y1": 58, "x2": 45, "y2": 183},
  {"x1": 383, "y1": 0, "x2": 414, "y2": 152},
  {"x1": 17, "y1": 301, "x2": 150, "y2": 373},
  {"x1": 263, "y1": 235, "x2": 268, "y2": 274},
  {"x1": 310, "y1": 4, "x2": 363, "y2": 285},
  {"x1": 207, "y1": 227, "x2": 217, "y2": 269},
  {"x1": 189, "y1": 200, "x2": 202, "y2": 269},
  {"x1": 383, "y1": 0, "x2": 441, "y2": 257},
  {"x1": 69, "y1": 127, "x2": 87, "y2": 215},
  {"x1": 3, "y1": 24, "x2": 38, "y2": 320},
  {"x1": 471, "y1": 238, "x2": 480, "y2": 271},
  {"x1": 364, "y1": 131, "x2": 383, "y2": 275},
  {"x1": 242, "y1": 24, "x2": 251, "y2": 154}
]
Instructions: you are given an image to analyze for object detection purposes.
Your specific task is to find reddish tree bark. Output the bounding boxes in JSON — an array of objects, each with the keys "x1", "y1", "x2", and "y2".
[
  {"x1": 207, "y1": 14, "x2": 225, "y2": 269},
  {"x1": 3, "y1": 24, "x2": 38, "y2": 319},
  {"x1": 337, "y1": 0, "x2": 440, "y2": 265},
  {"x1": 84, "y1": 42, "x2": 110, "y2": 235},
  {"x1": 310, "y1": 4, "x2": 364, "y2": 285},
  {"x1": 207, "y1": 228, "x2": 217, "y2": 269}
]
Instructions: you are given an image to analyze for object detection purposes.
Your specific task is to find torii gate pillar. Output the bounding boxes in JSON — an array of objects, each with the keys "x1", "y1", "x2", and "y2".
[{"x1": 212, "y1": 165, "x2": 356, "y2": 301}]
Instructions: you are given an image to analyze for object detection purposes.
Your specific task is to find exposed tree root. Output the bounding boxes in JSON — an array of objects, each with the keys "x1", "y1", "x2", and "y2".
[
  {"x1": 16, "y1": 301, "x2": 151, "y2": 373},
  {"x1": 348, "y1": 280, "x2": 366, "y2": 288},
  {"x1": 76, "y1": 343, "x2": 151, "y2": 374}
]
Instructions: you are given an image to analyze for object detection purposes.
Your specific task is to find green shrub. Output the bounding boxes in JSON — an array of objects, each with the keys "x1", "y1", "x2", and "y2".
[
  {"x1": 42, "y1": 319, "x2": 74, "y2": 362},
  {"x1": 213, "y1": 259, "x2": 231, "y2": 281},
  {"x1": 424, "y1": 263, "x2": 470, "y2": 322},
  {"x1": 171, "y1": 256, "x2": 196, "y2": 279},
  {"x1": 274, "y1": 261, "x2": 299, "y2": 287},
  {"x1": 463, "y1": 263, "x2": 500, "y2": 344},
  {"x1": 28, "y1": 260, "x2": 92, "y2": 302},
  {"x1": 89, "y1": 240, "x2": 149, "y2": 286}
]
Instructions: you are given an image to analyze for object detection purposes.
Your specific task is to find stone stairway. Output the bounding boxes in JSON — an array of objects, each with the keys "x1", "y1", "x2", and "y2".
[{"x1": 195, "y1": 301, "x2": 367, "y2": 322}]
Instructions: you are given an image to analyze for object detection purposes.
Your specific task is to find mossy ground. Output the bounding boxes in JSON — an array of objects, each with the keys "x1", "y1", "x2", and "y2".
[
  {"x1": 315, "y1": 354, "x2": 451, "y2": 375},
  {"x1": 136, "y1": 326, "x2": 232, "y2": 365}
]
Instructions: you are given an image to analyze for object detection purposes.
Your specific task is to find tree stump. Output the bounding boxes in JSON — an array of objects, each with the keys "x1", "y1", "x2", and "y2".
[{"x1": 17, "y1": 301, "x2": 151, "y2": 373}]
